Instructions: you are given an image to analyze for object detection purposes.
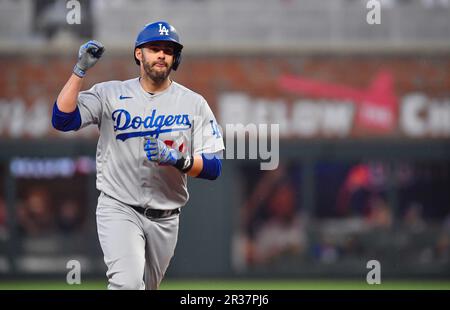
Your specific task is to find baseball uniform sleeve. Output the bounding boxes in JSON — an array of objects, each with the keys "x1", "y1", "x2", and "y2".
[
  {"x1": 77, "y1": 83, "x2": 104, "y2": 129},
  {"x1": 192, "y1": 98, "x2": 225, "y2": 155}
]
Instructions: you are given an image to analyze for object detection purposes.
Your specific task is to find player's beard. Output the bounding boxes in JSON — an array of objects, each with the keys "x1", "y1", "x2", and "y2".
[{"x1": 142, "y1": 54, "x2": 172, "y2": 85}]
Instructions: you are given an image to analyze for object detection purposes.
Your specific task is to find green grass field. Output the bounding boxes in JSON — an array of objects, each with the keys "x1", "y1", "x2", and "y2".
[{"x1": 0, "y1": 279, "x2": 449, "y2": 290}]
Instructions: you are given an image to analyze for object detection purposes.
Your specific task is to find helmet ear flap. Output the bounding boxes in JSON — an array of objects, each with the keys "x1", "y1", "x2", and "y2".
[{"x1": 172, "y1": 50, "x2": 182, "y2": 71}]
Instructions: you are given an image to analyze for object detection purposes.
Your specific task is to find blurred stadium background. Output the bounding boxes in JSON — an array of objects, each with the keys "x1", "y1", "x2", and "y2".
[{"x1": 0, "y1": 0, "x2": 449, "y2": 290}]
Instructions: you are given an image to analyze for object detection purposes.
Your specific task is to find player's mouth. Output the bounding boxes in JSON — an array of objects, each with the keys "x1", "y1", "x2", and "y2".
[{"x1": 153, "y1": 62, "x2": 167, "y2": 68}]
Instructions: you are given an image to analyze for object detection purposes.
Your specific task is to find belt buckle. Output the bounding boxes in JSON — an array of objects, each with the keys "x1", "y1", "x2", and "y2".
[{"x1": 143, "y1": 207, "x2": 155, "y2": 219}]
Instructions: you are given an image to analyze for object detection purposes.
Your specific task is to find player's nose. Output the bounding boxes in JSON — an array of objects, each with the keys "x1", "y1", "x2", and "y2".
[{"x1": 156, "y1": 50, "x2": 166, "y2": 58}]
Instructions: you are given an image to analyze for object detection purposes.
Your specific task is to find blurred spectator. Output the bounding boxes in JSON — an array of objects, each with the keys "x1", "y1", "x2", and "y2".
[
  {"x1": 0, "y1": 196, "x2": 6, "y2": 227},
  {"x1": 0, "y1": 196, "x2": 7, "y2": 239},
  {"x1": 402, "y1": 202, "x2": 426, "y2": 233},
  {"x1": 336, "y1": 164, "x2": 372, "y2": 216},
  {"x1": 240, "y1": 164, "x2": 305, "y2": 266},
  {"x1": 335, "y1": 163, "x2": 390, "y2": 217},
  {"x1": 312, "y1": 235, "x2": 339, "y2": 264},
  {"x1": 341, "y1": 234, "x2": 364, "y2": 258},
  {"x1": 57, "y1": 199, "x2": 84, "y2": 233},
  {"x1": 252, "y1": 182, "x2": 306, "y2": 264},
  {"x1": 17, "y1": 187, "x2": 55, "y2": 236},
  {"x1": 434, "y1": 233, "x2": 449, "y2": 263},
  {"x1": 443, "y1": 213, "x2": 450, "y2": 233},
  {"x1": 365, "y1": 195, "x2": 393, "y2": 230}
]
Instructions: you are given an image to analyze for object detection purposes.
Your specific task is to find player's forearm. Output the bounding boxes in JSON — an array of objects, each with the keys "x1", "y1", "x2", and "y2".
[
  {"x1": 144, "y1": 138, "x2": 222, "y2": 180},
  {"x1": 187, "y1": 154, "x2": 222, "y2": 180},
  {"x1": 187, "y1": 155, "x2": 203, "y2": 177},
  {"x1": 56, "y1": 74, "x2": 84, "y2": 113}
]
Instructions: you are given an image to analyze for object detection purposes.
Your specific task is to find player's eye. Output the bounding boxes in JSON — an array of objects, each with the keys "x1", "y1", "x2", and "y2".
[
  {"x1": 163, "y1": 48, "x2": 174, "y2": 55},
  {"x1": 149, "y1": 47, "x2": 174, "y2": 55}
]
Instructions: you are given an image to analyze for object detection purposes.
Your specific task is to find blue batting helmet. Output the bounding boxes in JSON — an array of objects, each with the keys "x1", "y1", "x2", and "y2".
[{"x1": 134, "y1": 21, "x2": 183, "y2": 70}]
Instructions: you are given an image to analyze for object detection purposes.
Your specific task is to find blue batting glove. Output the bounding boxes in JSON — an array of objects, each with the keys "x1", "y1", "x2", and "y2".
[{"x1": 144, "y1": 136, "x2": 179, "y2": 166}]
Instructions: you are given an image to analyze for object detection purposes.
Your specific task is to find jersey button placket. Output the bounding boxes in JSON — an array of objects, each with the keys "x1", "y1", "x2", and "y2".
[{"x1": 142, "y1": 98, "x2": 154, "y2": 204}]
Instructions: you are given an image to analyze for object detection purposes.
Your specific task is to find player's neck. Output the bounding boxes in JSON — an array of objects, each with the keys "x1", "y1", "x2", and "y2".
[{"x1": 139, "y1": 76, "x2": 172, "y2": 94}]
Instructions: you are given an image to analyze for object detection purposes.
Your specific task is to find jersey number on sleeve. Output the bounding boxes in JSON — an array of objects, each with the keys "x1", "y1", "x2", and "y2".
[{"x1": 209, "y1": 120, "x2": 222, "y2": 139}]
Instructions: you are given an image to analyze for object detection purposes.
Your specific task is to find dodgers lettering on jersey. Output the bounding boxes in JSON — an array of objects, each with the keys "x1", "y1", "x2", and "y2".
[
  {"x1": 75, "y1": 78, "x2": 224, "y2": 209},
  {"x1": 112, "y1": 109, "x2": 192, "y2": 141}
]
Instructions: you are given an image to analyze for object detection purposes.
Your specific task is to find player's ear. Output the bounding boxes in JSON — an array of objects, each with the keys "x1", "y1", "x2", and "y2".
[{"x1": 135, "y1": 48, "x2": 143, "y2": 63}]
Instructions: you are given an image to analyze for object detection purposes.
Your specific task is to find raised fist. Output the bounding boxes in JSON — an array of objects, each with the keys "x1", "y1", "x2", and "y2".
[{"x1": 73, "y1": 40, "x2": 105, "y2": 78}]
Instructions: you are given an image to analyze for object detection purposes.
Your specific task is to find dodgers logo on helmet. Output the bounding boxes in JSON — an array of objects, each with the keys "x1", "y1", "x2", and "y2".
[{"x1": 158, "y1": 23, "x2": 169, "y2": 35}]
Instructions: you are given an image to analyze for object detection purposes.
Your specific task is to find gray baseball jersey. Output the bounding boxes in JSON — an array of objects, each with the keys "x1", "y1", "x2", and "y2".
[{"x1": 76, "y1": 77, "x2": 224, "y2": 210}]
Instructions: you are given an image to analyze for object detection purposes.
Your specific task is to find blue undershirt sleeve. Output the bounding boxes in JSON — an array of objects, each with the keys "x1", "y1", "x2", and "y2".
[
  {"x1": 51, "y1": 101, "x2": 82, "y2": 132},
  {"x1": 197, "y1": 153, "x2": 222, "y2": 180}
]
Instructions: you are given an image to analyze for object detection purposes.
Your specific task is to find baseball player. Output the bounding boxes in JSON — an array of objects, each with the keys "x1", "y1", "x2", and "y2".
[{"x1": 52, "y1": 21, "x2": 224, "y2": 290}]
